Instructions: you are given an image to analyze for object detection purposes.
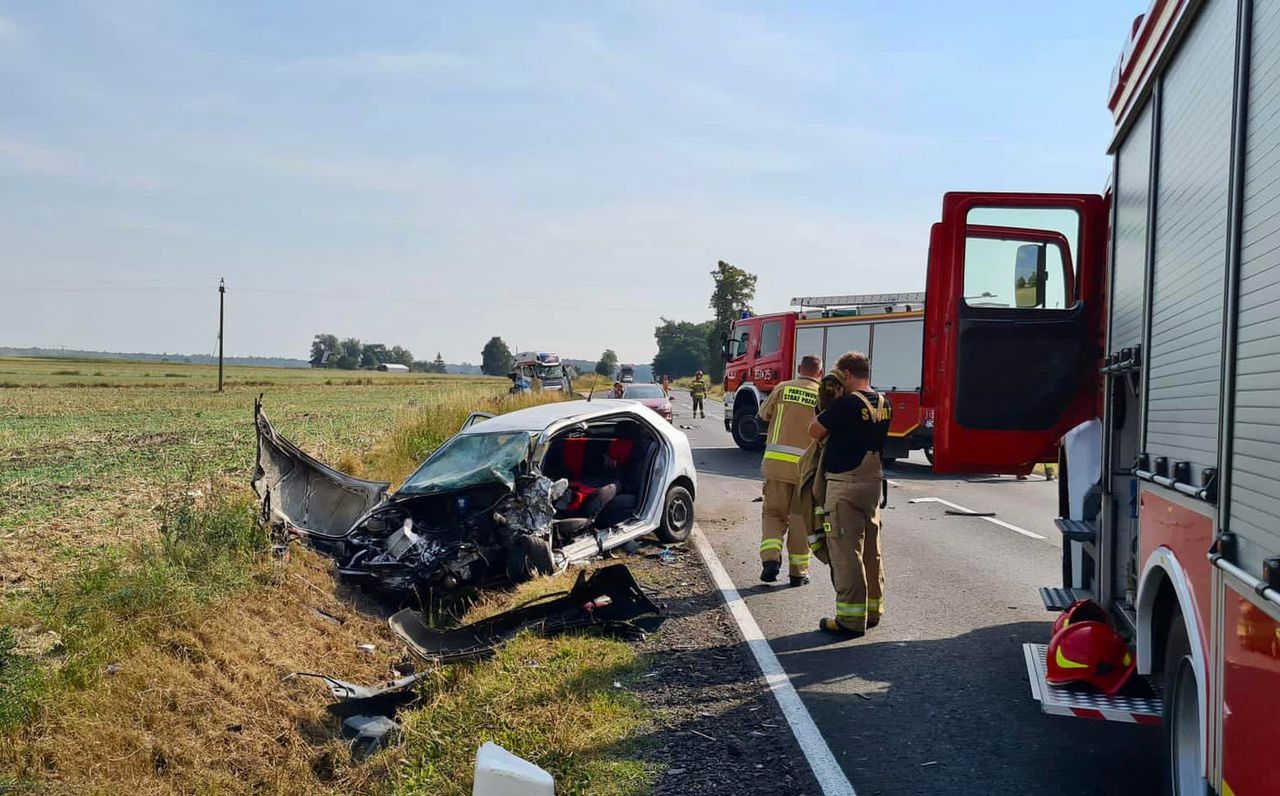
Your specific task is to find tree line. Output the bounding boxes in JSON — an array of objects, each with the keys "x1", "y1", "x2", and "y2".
[
  {"x1": 650, "y1": 260, "x2": 756, "y2": 380},
  {"x1": 309, "y1": 334, "x2": 447, "y2": 373}
]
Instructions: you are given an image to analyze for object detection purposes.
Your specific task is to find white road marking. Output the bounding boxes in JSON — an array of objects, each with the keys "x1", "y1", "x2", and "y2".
[
  {"x1": 908, "y1": 496, "x2": 1046, "y2": 540},
  {"x1": 689, "y1": 525, "x2": 858, "y2": 796}
]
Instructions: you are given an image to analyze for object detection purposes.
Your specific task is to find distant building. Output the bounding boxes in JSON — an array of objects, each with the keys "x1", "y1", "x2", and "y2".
[
  {"x1": 376, "y1": 363, "x2": 409, "y2": 372},
  {"x1": 310, "y1": 350, "x2": 330, "y2": 368}
]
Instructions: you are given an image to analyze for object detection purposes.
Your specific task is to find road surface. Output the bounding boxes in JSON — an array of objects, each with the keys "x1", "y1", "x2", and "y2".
[{"x1": 669, "y1": 390, "x2": 1161, "y2": 795}]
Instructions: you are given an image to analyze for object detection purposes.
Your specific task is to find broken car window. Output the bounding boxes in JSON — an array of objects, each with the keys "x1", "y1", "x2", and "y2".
[{"x1": 398, "y1": 432, "x2": 533, "y2": 495}]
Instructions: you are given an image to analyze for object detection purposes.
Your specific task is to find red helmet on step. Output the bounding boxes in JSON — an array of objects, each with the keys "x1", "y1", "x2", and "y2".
[
  {"x1": 1046, "y1": 620, "x2": 1136, "y2": 696},
  {"x1": 1052, "y1": 598, "x2": 1109, "y2": 636}
]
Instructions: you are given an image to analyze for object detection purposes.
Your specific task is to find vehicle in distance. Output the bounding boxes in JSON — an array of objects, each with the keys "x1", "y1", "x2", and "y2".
[
  {"x1": 618, "y1": 364, "x2": 635, "y2": 383},
  {"x1": 513, "y1": 351, "x2": 566, "y2": 391},
  {"x1": 620, "y1": 382, "x2": 674, "y2": 422},
  {"x1": 253, "y1": 399, "x2": 696, "y2": 594}
]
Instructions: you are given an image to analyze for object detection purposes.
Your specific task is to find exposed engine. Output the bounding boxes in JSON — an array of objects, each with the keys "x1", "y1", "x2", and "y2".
[{"x1": 334, "y1": 476, "x2": 569, "y2": 595}]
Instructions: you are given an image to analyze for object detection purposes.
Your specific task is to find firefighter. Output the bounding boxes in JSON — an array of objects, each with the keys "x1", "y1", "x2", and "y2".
[
  {"x1": 808, "y1": 351, "x2": 891, "y2": 637},
  {"x1": 757, "y1": 355, "x2": 822, "y2": 587},
  {"x1": 793, "y1": 371, "x2": 846, "y2": 568},
  {"x1": 690, "y1": 370, "x2": 708, "y2": 418}
]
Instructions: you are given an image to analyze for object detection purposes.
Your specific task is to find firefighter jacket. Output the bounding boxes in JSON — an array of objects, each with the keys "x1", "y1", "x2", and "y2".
[
  {"x1": 758, "y1": 376, "x2": 820, "y2": 483},
  {"x1": 690, "y1": 377, "x2": 708, "y2": 398}
]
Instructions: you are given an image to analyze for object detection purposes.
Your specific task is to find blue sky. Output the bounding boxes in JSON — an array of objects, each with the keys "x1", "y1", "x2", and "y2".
[{"x1": 0, "y1": 1, "x2": 1140, "y2": 364}]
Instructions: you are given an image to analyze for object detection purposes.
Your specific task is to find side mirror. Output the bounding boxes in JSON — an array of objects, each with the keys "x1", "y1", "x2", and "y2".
[
  {"x1": 720, "y1": 333, "x2": 733, "y2": 362},
  {"x1": 1014, "y1": 243, "x2": 1047, "y2": 308}
]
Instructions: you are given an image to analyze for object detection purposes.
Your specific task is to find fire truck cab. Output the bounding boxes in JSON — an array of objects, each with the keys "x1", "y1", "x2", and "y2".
[{"x1": 924, "y1": 2, "x2": 1280, "y2": 792}]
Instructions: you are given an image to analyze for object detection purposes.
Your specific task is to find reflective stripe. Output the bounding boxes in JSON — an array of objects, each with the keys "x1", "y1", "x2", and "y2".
[
  {"x1": 764, "y1": 449, "x2": 802, "y2": 464},
  {"x1": 759, "y1": 539, "x2": 784, "y2": 552},
  {"x1": 822, "y1": 522, "x2": 831, "y2": 533},
  {"x1": 808, "y1": 540, "x2": 824, "y2": 552},
  {"x1": 835, "y1": 602, "x2": 867, "y2": 617},
  {"x1": 1054, "y1": 646, "x2": 1089, "y2": 670},
  {"x1": 789, "y1": 553, "x2": 810, "y2": 565},
  {"x1": 868, "y1": 598, "x2": 884, "y2": 612}
]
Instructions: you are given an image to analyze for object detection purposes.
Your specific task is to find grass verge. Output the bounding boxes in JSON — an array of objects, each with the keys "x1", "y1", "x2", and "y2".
[{"x1": 672, "y1": 376, "x2": 724, "y2": 399}]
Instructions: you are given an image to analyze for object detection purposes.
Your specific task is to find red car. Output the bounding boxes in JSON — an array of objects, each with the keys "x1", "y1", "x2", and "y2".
[{"x1": 621, "y1": 383, "x2": 674, "y2": 422}]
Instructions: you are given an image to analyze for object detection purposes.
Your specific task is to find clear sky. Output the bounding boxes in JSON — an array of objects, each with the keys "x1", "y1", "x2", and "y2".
[{"x1": 0, "y1": 1, "x2": 1140, "y2": 365}]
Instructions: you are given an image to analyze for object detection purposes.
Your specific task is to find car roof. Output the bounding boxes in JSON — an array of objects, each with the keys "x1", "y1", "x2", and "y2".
[{"x1": 459, "y1": 398, "x2": 648, "y2": 434}]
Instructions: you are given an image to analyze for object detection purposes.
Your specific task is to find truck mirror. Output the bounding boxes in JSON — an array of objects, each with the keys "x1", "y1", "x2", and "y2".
[{"x1": 1014, "y1": 243, "x2": 1047, "y2": 308}]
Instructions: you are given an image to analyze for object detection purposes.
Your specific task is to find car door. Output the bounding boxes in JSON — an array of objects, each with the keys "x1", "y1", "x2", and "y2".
[{"x1": 921, "y1": 192, "x2": 1108, "y2": 473}]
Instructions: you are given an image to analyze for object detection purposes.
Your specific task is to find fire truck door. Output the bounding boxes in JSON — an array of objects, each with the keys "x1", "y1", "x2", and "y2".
[{"x1": 922, "y1": 192, "x2": 1107, "y2": 474}]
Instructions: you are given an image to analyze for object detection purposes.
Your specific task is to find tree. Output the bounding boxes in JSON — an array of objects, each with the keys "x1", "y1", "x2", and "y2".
[
  {"x1": 360, "y1": 343, "x2": 390, "y2": 368},
  {"x1": 652, "y1": 318, "x2": 715, "y2": 378},
  {"x1": 310, "y1": 333, "x2": 339, "y2": 367},
  {"x1": 336, "y1": 337, "x2": 363, "y2": 370},
  {"x1": 595, "y1": 349, "x2": 618, "y2": 377},
  {"x1": 706, "y1": 260, "x2": 757, "y2": 382},
  {"x1": 430, "y1": 352, "x2": 448, "y2": 374},
  {"x1": 389, "y1": 345, "x2": 414, "y2": 367},
  {"x1": 481, "y1": 337, "x2": 513, "y2": 376}
]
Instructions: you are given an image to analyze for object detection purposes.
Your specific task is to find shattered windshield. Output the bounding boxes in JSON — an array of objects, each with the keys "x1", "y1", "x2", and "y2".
[
  {"x1": 397, "y1": 431, "x2": 533, "y2": 495},
  {"x1": 538, "y1": 365, "x2": 564, "y2": 379}
]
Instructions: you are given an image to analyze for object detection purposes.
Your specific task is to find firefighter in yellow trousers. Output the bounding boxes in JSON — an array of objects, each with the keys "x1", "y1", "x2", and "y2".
[
  {"x1": 757, "y1": 355, "x2": 822, "y2": 587},
  {"x1": 808, "y1": 351, "x2": 891, "y2": 637}
]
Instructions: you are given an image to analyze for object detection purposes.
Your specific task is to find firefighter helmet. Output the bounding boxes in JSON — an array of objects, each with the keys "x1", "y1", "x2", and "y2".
[
  {"x1": 1052, "y1": 598, "x2": 1109, "y2": 636},
  {"x1": 1046, "y1": 620, "x2": 1136, "y2": 696}
]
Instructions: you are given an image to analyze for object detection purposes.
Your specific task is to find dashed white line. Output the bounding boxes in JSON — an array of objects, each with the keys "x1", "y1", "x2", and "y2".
[
  {"x1": 908, "y1": 496, "x2": 1046, "y2": 540},
  {"x1": 689, "y1": 525, "x2": 857, "y2": 796}
]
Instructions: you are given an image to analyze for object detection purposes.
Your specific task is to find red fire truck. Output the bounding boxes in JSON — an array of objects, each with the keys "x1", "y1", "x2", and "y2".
[
  {"x1": 721, "y1": 292, "x2": 935, "y2": 464},
  {"x1": 923, "y1": 2, "x2": 1280, "y2": 792}
]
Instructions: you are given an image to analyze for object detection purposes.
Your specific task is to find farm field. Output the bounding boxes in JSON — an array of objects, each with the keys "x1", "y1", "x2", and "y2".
[
  {"x1": 0, "y1": 357, "x2": 674, "y2": 795},
  {"x1": 0, "y1": 358, "x2": 508, "y2": 592}
]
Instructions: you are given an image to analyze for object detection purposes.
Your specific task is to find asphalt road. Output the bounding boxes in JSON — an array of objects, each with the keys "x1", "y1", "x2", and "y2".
[{"x1": 669, "y1": 390, "x2": 1162, "y2": 795}]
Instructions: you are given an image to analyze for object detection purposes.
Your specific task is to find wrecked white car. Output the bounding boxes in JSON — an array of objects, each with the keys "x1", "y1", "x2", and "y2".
[{"x1": 253, "y1": 398, "x2": 697, "y2": 595}]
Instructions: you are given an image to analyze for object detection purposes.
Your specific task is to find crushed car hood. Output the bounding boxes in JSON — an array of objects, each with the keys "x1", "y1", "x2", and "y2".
[{"x1": 252, "y1": 398, "x2": 390, "y2": 539}]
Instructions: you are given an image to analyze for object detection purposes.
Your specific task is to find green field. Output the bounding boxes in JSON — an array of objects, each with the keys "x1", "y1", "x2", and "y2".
[{"x1": 0, "y1": 358, "x2": 510, "y2": 591}]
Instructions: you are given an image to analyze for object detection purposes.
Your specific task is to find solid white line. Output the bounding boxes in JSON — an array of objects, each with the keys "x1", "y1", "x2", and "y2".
[
  {"x1": 689, "y1": 525, "x2": 857, "y2": 796},
  {"x1": 908, "y1": 496, "x2": 1046, "y2": 540}
]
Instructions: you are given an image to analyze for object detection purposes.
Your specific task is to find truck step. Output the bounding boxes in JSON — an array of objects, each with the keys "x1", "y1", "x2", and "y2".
[
  {"x1": 1054, "y1": 518, "x2": 1097, "y2": 543},
  {"x1": 1023, "y1": 643, "x2": 1161, "y2": 725},
  {"x1": 1039, "y1": 586, "x2": 1092, "y2": 612}
]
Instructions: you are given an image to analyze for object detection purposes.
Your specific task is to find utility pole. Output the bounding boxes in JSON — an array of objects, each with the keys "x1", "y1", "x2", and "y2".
[{"x1": 217, "y1": 278, "x2": 225, "y2": 392}]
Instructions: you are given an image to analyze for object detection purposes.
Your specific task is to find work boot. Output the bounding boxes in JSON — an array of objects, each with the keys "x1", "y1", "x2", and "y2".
[
  {"x1": 789, "y1": 575, "x2": 809, "y2": 588},
  {"x1": 818, "y1": 618, "x2": 864, "y2": 638},
  {"x1": 760, "y1": 560, "x2": 781, "y2": 583},
  {"x1": 868, "y1": 616, "x2": 881, "y2": 629}
]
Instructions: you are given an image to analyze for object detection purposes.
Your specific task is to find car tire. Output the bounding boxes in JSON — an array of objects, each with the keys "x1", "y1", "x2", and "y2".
[
  {"x1": 1163, "y1": 615, "x2": 1208, "y2": 796},
  {"x1": 731, "y1": 411, "x2": 765, "y2": 451},
  {"x1": 655, "y1": 485, "x2": 694, "y2": 544},
  {"x1": 505, "y1": 534, "x2": 555, "y2": 582}
]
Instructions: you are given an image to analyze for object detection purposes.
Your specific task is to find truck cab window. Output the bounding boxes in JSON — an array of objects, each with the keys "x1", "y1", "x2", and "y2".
[
  {"x1": 759, "y1": 321, "x2": 782, "y2": 356},
  {"x1": 733, "y1": 330, "x2": 750, "y2": 359},
  {"x1": 962, "y1": 207, "x2": 1079, "y2": 310}
]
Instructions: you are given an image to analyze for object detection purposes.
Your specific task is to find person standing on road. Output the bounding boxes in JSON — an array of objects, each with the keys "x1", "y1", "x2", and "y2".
[
  {"x1": 661, "y1": 374, "x2": 671, "y2": 396},
  {"x1": 690, "y1": 370, "x2": 708, "y2": 419},
  {"x1": 757, "y1": 355, "x2": 822, "y2": 587},
  {"x1": 808, "y1": 351, "x2": 891, "y2": 637}
]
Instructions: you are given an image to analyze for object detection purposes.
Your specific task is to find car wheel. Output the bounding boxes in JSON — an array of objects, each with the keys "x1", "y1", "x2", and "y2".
[
  {"x1": 1163, "y1": 615, "x2": 1208, "y2": 795},
  {"x1": 731, "y1": 411, "x2": 765, "y2": 451},
  {"x1": 655, "y1": 485, "x2": 694, "y2": 543},
  {"x1": 505, "y1": 534, "x2": 555, "y2": 582}
]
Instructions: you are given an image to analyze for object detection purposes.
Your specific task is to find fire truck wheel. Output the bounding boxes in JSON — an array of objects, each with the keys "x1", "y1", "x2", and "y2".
[
  {"x1": 731, "y1": 411, "x2": 766, "y2": 451},
  {"x1": 656, "y1": 485, "x2": 694, "y2": 543},
  {"x1": 1163, "y1": 616, "x2": 1207, "y2": 795},
  {"x1": 924, "y1": 447, "x2": 934, "y2": 465}
]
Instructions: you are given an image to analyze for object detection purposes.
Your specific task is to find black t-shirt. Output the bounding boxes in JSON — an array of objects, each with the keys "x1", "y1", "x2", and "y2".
[{"x1": 817, "y1": 391, "x2": 892, "y2": 474}]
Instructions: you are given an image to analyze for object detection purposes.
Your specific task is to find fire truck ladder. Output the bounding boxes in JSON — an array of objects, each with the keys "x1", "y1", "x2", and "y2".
[{"x1": 790, "y1": 292, "x2": 926, "y2": 310}]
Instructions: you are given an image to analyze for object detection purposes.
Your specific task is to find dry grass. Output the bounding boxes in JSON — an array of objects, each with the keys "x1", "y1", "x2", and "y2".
[
  {"x1": 0, "y1": 547, "x2": 402, "y2": 795},
  {"x1": 672, "y1": 376, "x2": 724, "y2": 399}
]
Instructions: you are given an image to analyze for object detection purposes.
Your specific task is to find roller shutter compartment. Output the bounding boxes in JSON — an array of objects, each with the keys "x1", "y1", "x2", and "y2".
[
  {"x1": 1111, "y1": 103, "x2": 1152, "y2": 354},
  {"x1": 1231, "y1": 0, "x2": 1280, "y2": 573},
  {"x1": 1145, "y1": 0, "x2": 1235, "y2": 488}
]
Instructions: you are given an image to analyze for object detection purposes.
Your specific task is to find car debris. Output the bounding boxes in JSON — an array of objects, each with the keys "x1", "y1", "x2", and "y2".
[
  {"x1": 252, "y1": 397, "x2": 697, "y2": 596},
  {"x1": 389, "y1": 564, "x2": 663, "y2": 663},
  {"x1": 474, "y1": 741, "x2": 554, "y2": 795},
  {"x1": 342, "y1": 714, "x2": 400, "y2": 760}
]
